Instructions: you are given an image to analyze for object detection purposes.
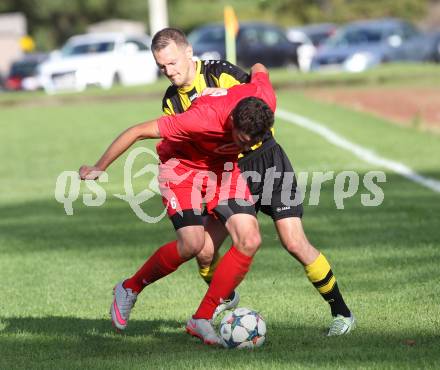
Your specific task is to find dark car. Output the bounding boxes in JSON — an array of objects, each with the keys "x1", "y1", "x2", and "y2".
[
  {"x1": 0, "y1": 73, "x2": 5, "y2": 91},
  {"x1": 188, "y1": 22, "x2": 298, "y2": 68},
  {"x1": 429, "y1": 30, "x2": 440, "y2": 62},
  {"x1": 6, "y1": 53, "x2": 48, "y2": 91},
  {"x1": 311, "y1": 18, "x2": 436, "y2": 72}
]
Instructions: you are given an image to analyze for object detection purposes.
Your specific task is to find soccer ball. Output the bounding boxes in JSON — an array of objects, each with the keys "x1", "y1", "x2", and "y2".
[{"x1": 219, "y1": 307, "x2": 266, "y2": 349}]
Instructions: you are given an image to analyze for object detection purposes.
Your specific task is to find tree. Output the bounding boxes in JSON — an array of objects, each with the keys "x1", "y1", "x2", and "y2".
[
  {"x1": 0, "y1": 0, "x2": 149, "y2": 50},
  {"x1": 0, "y1": 0, "x2": 431, "y2": 50}
]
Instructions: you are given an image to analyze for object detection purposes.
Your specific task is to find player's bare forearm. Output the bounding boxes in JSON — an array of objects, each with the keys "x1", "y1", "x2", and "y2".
[
  {"x1": 250, "y1": 63, "x2": 268, "y2": 75},
  {"x1": 94, "y1": 120, "x2": 160, "y2": 170},
  {"x1": 79, "y1": 119, "x2": 160, "y2": 180}
]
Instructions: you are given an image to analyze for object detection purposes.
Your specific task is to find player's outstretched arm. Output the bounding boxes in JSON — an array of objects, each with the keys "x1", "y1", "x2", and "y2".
[
  {"x1": 250, "y1": 63, "x2": 268, "y2": 76},
  {"x1": 79, "y1": 119, "x2": 160, "y2": 180}
]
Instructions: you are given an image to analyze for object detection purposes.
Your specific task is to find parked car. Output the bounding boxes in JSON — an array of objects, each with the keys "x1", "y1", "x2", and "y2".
[
  {"x1": 430, "y1": 30, "x2": 440, "y2": 62},
  {"x1": 286, "y1": 23, "x2": 337, "y2": 71},
  {"x1": 188, "y1": 22, "x2": 298, "y2": 68},
  {"x1": 0, "y1": 73, "x2": 5, "y2": 91},
  {"x1": 311, "y1": 18, "x2": 436, "y2": 72},
  {"x1": 5, "y1": 53, "x2": 48, "y2": 91},
  {"x1": 38, "y1": 33, "x2": 158, "y2": 93}
]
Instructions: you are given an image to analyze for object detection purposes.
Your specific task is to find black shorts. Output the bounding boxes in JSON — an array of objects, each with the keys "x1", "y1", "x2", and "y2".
[
  {"x1": 238, "y1": 137, "x2": 303, "y2": 221},
  {"x1": 170, "y1": 199, "x2": 256, "y2": 230}
]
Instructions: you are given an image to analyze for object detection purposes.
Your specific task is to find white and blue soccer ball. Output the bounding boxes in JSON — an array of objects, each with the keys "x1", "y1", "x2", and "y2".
[{"x1": 219, "y1": 307, "x2": 266, "y2": 349}]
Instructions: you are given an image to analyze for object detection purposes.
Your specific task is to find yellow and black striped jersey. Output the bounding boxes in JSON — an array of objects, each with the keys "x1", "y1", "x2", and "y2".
[
  {"x1": 161, "y1": 59, "x2": 273, "y2": 155},
  {"x1": 162, "y1": 59, "x2": 249, "y2": 115}
]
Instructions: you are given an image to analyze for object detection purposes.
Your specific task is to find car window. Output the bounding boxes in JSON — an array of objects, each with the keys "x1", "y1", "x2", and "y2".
[
  {"x1": 188, "y1": 27, "x2": 225, "y2": 44},
  {"x1": 240, "y1": 28, "x2": 260, "y2": 45},
  {"x1": 241, "y1": 27, "x2": 287, "y2": 47},
  {"x1": 326, "y1": 27, "x2": 384, "y2": 46},
  {"x1": 62, "y1": 41, "x2": 115, "y2": 56},
  {"x1": 401, "y1": 23, "x2": 419, "y2": 40},
  {"x1": 125, "y1": 39, "x2": 149, "y2": 51},
  {"x1": 260, "y1": 28, "x2": 285, "y2": 46}
]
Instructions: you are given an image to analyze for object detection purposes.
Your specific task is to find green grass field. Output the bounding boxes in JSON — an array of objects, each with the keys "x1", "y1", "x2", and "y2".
[{"x1": 1, "y1": 65, "x2": 440, "y2": 369}]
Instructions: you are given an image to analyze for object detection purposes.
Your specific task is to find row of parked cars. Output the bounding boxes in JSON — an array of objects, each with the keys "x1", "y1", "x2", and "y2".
[
  {"x1": 190, "y1": 18, "x2": 440, "y2": 72},
  {"x1": 2, "y1": 18, "x2": 440, "y2": 93}
]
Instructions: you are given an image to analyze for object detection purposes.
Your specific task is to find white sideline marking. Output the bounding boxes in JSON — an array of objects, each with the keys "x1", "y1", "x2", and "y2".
[{"x1": 276, "y1": 109, "x2": 440, "y2": 193}]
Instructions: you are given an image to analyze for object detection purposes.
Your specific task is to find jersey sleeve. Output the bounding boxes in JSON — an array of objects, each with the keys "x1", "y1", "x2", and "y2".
[
  {"x1": 161, "y1": 85, "x2": 184, "y2": 116},
  {"x1": 205, "y1": 60, "x2": 250, "y2": 88},
  {"x1": 157, "y1": 101, "x2": 215, "y2": 141},
  {"x1": 251, "y1": 72, "x2": 276, "y2": 112}
]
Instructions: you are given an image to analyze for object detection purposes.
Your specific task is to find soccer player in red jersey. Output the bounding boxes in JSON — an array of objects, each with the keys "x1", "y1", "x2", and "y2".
[
  {"x1": 151, "y1": 28, "x2": 355, "y2": 337},
  {"x1": 79, "y1": 63, "x2": 275, "y2": 345}
]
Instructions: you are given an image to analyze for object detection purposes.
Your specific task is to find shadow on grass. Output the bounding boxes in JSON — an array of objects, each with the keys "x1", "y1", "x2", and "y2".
[
  {"x1": 1, "y1": 315, "x2": 439, "y2": 368},
  {"x1": 0, "y1": 197, "x2": 172, "y2": 254},
  {"x1": 0, "y1": 315, "x2": 182, "y2": 339},
  {"x1": 1, "y1": 173, "x2": 439, "y2": 255}
]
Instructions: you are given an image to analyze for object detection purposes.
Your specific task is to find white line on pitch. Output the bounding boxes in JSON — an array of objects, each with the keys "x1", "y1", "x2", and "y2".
[{"x1": 277, "y1": 109, "x2": 440, "y2": 193}]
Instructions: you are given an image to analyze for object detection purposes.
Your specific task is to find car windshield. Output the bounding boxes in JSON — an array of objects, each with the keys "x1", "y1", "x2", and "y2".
[
  {"x1": 326, "y1": 27, "x2": 385, "y2": 47},
  {"x1": 188, "y1": 27, "x2": 225, "y2": 45},
  {"x1": 62, "y1": 41, "x2": 115, "y2": 56}
]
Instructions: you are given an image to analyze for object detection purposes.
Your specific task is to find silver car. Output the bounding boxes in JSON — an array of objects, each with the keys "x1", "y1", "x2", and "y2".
[{"x1": 311, "y1": 18, "x2": 435, "y2": 72}]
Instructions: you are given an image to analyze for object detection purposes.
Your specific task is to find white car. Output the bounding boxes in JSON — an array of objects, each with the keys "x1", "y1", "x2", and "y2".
[{"x1": 39, "y1": 33, "x2": 158, "y2": 93}]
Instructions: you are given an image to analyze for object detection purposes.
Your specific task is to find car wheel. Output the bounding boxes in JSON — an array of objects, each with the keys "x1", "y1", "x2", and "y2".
[
  {"x1": 285, "y1": 57, "x2": 299, "y2": 70},
  {"x1": 435, "y1": 42, "x2": 440, "y2": 63},
  {"x1": 113, "y1": 72, "x2": 121, "y2": 85},
  {"x1": 101, "y1": 72, "x2": 118, "y2": 90}
]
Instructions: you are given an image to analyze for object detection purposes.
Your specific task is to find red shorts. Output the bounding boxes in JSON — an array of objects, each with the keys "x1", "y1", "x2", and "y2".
[{"x1": 158, "y1": 160, "x2": 253, "y2": 218}]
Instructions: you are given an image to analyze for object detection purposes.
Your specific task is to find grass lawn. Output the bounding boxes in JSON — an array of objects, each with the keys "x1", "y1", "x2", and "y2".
[{"x1": 1, "y1": 65, "x2": 439, "y2": 369}]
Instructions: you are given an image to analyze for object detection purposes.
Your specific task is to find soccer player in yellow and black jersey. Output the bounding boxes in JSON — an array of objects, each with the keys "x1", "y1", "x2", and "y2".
[
  {"x1": 120, "y1": 28, "x2": 355, "y2": 336},
  {"x1": 161, "y1": 58, "x2": 249, "y2": 115}
]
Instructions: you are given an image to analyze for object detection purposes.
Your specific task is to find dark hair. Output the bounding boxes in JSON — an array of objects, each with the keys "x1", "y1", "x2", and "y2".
[
  {"x1": 232, "y1": 97, "x2": 274, "y2": 143},
  {"x1": 151, "y1": 28, "x2": 189, "y2": 52}
]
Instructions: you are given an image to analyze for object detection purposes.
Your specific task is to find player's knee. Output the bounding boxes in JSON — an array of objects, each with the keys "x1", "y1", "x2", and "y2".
[
  {"x1": 283, "y1": 236, "x2": 312, "y2": 256},
  {"x1": 235, "y1": 232, "x2": 261, "y2": 256},
  {"x1": 196, "y1": 246, "x2": 215, "y2": 268},
  {"x1": 179, "y1": 236, "x2": 205, "y2": 259}
]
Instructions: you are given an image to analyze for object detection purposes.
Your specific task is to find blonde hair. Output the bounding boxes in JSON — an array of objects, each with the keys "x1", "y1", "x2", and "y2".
[{"x1": 151, "y1": 28, "x2": 189, "y2": 52}]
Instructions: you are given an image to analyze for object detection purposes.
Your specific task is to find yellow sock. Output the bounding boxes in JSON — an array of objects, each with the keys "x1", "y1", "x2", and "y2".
[
  {"x1": 304, "y1": 253, "x2": 336, "y2": 295},
  {"x1": 304, "y1": 253, "x2": 351, "y2": 317},
  {"x1": 199, "y1": 252, "x2": 221, "y2": 285}
]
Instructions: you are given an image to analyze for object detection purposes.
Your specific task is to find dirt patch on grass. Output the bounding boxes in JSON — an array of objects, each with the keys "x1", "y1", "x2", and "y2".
[{"x1": 305, "y1": 87, "x2": 440, "y2": 131}]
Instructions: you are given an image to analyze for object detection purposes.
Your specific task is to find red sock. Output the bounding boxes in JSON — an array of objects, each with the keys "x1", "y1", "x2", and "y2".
[
  {"x1": 193, "y1": 246, "x2": 253, "y2": 319},
  {"x1": 123, "y1": 240, "x2": 184, "y2": 293}
]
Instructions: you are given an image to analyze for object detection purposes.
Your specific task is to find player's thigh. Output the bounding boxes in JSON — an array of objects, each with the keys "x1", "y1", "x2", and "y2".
[
  {"x1": 203, "y1": 215, "x2": 229, "y2": 252},
  {"x1": 196, "y1": 216, "x2": 229, "y2": 267}
]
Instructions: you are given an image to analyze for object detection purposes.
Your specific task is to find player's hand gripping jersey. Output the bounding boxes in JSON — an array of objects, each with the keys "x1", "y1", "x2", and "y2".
[{"x1": 157, "y1": 71, "x2": 276, "y2": 171}]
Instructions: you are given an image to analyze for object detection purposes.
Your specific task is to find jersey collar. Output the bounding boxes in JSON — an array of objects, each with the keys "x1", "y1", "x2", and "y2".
[{"x1": 178, "y1": 60, "x2": 201, "y2": 93}]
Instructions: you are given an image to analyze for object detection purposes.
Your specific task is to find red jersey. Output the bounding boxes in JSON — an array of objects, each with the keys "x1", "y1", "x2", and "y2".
[{"x1": 157, "y1": 72, "x2": 276, "y2": 171}]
